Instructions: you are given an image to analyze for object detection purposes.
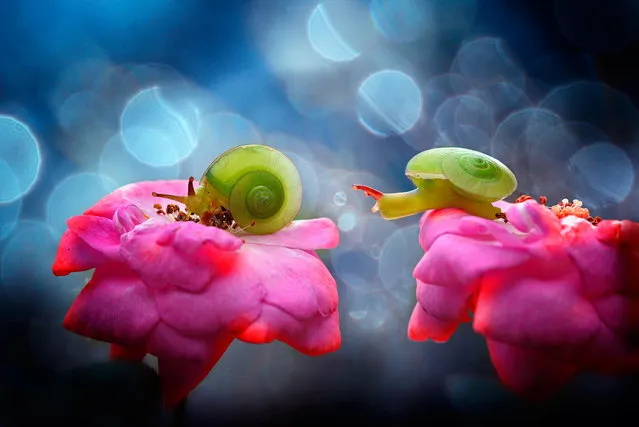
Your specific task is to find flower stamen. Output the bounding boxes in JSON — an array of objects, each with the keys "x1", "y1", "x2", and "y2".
[
  {"x1": 153, "y1": 202, "x2": 256, "y2": 234},
  {"x1": 514, "y1": 194, "x2": 603, "y2": 226}
]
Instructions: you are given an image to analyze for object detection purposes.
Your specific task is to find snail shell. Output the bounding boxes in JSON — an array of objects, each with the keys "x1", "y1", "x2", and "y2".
[
  {"x1": 405, "y1": 147, "x2": 517, "y2": 202},
  {"x1": 201, "y1": 144, "x2": 302, "y2": 235}
]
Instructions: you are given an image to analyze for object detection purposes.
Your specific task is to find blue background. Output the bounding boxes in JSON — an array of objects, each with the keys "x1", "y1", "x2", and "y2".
[{"x1": 1, "y1": 0, "x2": 639, "y2": 425}]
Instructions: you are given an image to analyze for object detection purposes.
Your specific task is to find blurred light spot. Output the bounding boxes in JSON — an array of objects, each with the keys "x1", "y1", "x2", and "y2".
[
  {"x1": 434, "y1": 95, "x2": 494, "y2": 151},
  {"x1": 181, "y1": 112, "x2": 261, "y2": 177},
  {"x1": 331, "y1": 245, "x2": 380, "y2": 294},
  {"x1": 445, "y1": 374, "x2": 521, "y2": 413},
  {"x1": 281, "y1": 152, "x2": 319, "y2": 214},
  {"x1": 539, "y1": 81, "x2": 639, "y2": 141},
  {"x1": 1, "y1": 221, "x2": 89, "y2": 305},
  {"x1": 378, "y1": 224, "x2": 421, "y2": 305},
  {"x1": 307, "y1": 0, "x2": 375, "y2": 62},
  {"x1": 526, "y1": 121, "x2": 582, "y2": 197},
  {"x1": 478, "y1": 82, "x2": 531, "y2": 121},
  {"x1": 568, "y1": 142, "x2": 635, "y2": 208},
  {"x1": 120, "y1": 86, "x2": 200, "y2": 167},
  {"x1": 333, "y1": 191, "x2": 347, "y2": 206},
  {"x1": 99, "y1": 134, "x2": 179, "y2": 187},
  {"x1": 357, "y1": 70, "x2": 423, "y2": 137},
  {"x1": 369, "y1": 0, "x2": 433, "y2": 43},
  {"x1": 423, "y1": 73, "x2": 472, "y2": 117},
  {"x1": 0, "y1": 116, "x2": 42, "y2": 203},
  {"x1": 348, "y1": 291, "x2": 389, "y2": 330},
  {"x1": 554, "y1": 0, "x2": 639, "y2": 53},
  {"x1": 349, "y1": 310, "x2": 367, "y2": 320},
  {"x1": 337, "y1": 210, "x2": 358, "y2": 232},
  {"x1": 0, "y1": 200, "x2": 21, "y2": 240},
  {"x1": 46, "y1": 172, "x2": 119, "y2": 237},
  {"x1": 361, "y1": 215, "x2": 399, "y2": 255},
  {"x1": 491, "y1": 108, "x2": 564, "y2": 193},
  {"x1": 57, "y1": 90, "x2": 104, "y2": 133},
  {"x1": 451, "y1": 37, "x2": 524, "y2": 87}
]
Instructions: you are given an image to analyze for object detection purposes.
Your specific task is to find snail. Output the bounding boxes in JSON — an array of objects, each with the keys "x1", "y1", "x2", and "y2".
[
  {"x1": 152, "y1": 144, "x2": 302, "y2": 235},
  {"x1": 352, "y1": 147, "x2": 517, "y2": 220}
]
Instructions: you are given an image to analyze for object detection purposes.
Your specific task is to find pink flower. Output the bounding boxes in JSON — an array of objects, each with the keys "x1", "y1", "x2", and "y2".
[
  {"x1": 52, "y1": 180, "x2": 341, "y2": 406},
  {"x1": 409, "y1": 196, "x2": 639, "y2": 399}
]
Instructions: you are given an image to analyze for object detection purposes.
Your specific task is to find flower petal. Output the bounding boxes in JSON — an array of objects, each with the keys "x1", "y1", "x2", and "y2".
[
  {"x1": 113, "y1": 204, "x2": 149, "y2": 234},
  {"x1": 503, "y1": 200, "x2": 562, "y2": 243},
  {"x1": 418, "y1": 208, "x2": 469, "y2": 251},
  {"x1": 52, "y1": 229, "x2": 107, "y2": 276},
  {"x1": 84, "y1": 180, "x2": 194, "y2": 219},
  {"x1": 157, "y1": 332, "x2": 234, "y2": 407},
  {"x1": 242, "y1": 218, "x2": 340, "y2": 250},
  {"x1": 408, "y1": 280, "x2": 471, "y2": 342},
  {"x1": 120, "y1": 221, "x2": 242, "y2": 292},
  {"x1": 146, "y1": 321, "x2": 230, "y2": 361},
  {"x1": 238, "y1": 304, "x2": 341, "y2": 355},
  {"x1": 63, "y1": 263, "x2": 159, "y2": 347},
  {"x1": 235, "y1": 245, "x2": 340, "y2": 354},
  {"x1": 154, "y1": 258, "x2": 265, "y2": 335},
  {"x1": 413, "y1": 234, "x2": 529, "y2": 291},
  {"x1": 486, "y1": 339, "x2": 579, "y2": 399},
  {"x1": 66, "y1": 215, "x2": 122, "y2": 259},
  {"x1": 474, "y1": 270, "x2": 600, "y2": 348}
]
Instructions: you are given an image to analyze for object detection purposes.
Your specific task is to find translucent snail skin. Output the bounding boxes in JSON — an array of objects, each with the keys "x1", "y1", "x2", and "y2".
[
  {"x1": 353, "y1": 147, "x2": 518, "y2": 221},
  {"x1": 153, "y1": 144, "x2": 302, "y2": 235}
]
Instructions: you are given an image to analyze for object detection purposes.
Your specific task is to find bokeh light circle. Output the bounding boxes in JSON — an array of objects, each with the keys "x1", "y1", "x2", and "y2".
[
  {"x1": 0, "y1": 199, "x2": 22, "y2": 240},
  {"x1": 120, "y1": 86, "x2": 200, "y2": 167},
  {"x1": 356, "y1": 69, "x2": 423, "y2": 137},
  {"x1": 46, "y1": 172, "x2": 119, "y2": 237},
  {"x1": 568, "y1": 142, "x2": 635, "y2": 208},
  {"x1": 369, "y1": 0, "x2": 433, "y2": 43},
  {"x1": 307, "y1": 0, "x2": 376, "y2": 62},
  {"x1": 0, "y1": 115, "x2": 42, "y2": 203},
  {"x1": 378, "y1": 224, "x2": 421, "y2": 305}
]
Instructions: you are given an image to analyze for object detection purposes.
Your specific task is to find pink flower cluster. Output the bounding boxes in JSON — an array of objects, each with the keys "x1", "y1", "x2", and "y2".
[
  {"x1": 52, "y1": 180, "x2": 341, "y2": 406},
  {"x1": 409, "y1": 198, "x2": 639, "y2": 398}
]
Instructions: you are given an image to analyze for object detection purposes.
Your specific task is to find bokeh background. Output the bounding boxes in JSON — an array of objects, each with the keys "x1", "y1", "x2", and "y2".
[{"x1": 1, "y1": 0, "x2": 639, "y2": 425}]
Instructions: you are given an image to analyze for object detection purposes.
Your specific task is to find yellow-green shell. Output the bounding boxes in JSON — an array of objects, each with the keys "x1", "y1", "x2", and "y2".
[
  {"x1": 405, "y1": 147, "x2": 517, "y2": 202},
  {"x1": 199, "y1": 144, "x2": 302, "y2": 235}
]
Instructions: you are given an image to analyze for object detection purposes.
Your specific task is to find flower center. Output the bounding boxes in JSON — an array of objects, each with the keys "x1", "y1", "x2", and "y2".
[
  {"x1": 152, "y1": 202, "x2": 255, "y2": 233},
  {"x1": 513, "y1": 195, "x2": 602, "y2": 226}
]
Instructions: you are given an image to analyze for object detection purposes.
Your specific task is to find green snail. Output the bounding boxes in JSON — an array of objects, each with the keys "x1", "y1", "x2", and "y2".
[
  {"x1": 153, "y1": 144, "x2": 302, "y2": 235},
  {"x1": 352, "y1": 147, "x2": 517, "y2": 220}
]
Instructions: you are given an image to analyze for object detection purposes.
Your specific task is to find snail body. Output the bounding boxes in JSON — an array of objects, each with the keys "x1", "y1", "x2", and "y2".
[
  {"x1": 353, "y1": 147, "x2": 517, "y2": 220},
  {"x1": 153, "y1": 144, "x2": 302, "y2": 235}
]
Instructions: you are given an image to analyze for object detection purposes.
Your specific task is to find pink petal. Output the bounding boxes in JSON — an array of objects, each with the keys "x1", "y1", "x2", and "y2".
[
  {"x1": 157, "y1": 332, "x2": 234, "y2": 407},
  {"x1": 234, "y1": 245, "x2": 340, "y2": 354},
  {"x1": 146, "y1": 321, "x2": 230, "y2": 361},
  {"x1": 63, "y1": 263, "x2": 159, "y2": 347},
  {"x1": 245, "y1": 245, "x2": 338, "y2": 318},
  {"x1": 66, "y1": 215, "x2": 122, "y2": 259},
  {"x1": 120, "y1": 220, "x2": 242, "y2": 292},
  {"x1": 52, "y1": 229, "x2": 107, "y2": 276},
  {"x1": 408, "y1": 280, "x2": 471, "y2": 342},
  {"x1": 84, "y1": 180, "x2": 194, "y2": 219},
  {"x1": 154, "y1": 270, "x2": 264, "y2": 336},
  {"x1": 154, "y1": 244, "x2": 340, "y2": 356},
  {"x1": 413, "y1": 234, "x2": 529, "y2": 292},
  {"x1": 238, "y1": 304, "x2": 341, "y2": 355},
  {"x1": 503, "y1": 200, "x2": 562, "y2": 243},
  {"x1": 418, "y1": 208, "x2": 469, "y2": 251},
  {"x1": 113, "y1": 204, "x2": 149, "y2": 234},
  {"x1": 242, "y1": 218, "x2": 340, "y2": 250},
  {"x1": 565, "y1": 229, "x2": 621, "y2": 298},
  {"x1": 473, "y1": 270, "x2": 601, "y2": 348},
  {"x1": 486, "y1": 339, "x2": 579, "y2": 399}
]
